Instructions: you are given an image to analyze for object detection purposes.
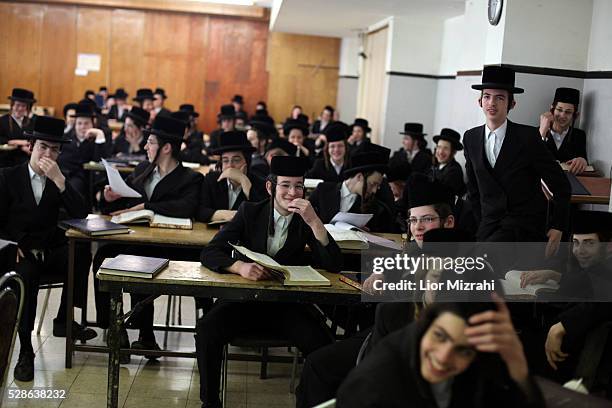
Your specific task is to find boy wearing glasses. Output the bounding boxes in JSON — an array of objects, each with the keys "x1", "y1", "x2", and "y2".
[
  {"x1": 0, "y1": 116, "x2": 94, "y2": 381},
  {"x1": 538, "y1": 87, "x2": 588, "y2": 175},
  {"x1": 196, "y1": 155, "x2": 341, "y2": 408},
  {"x1": 197, "y1": 131, "x2": 266, "y2": 223}
]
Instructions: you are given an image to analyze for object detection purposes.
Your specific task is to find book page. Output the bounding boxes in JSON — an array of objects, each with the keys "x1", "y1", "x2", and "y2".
[
  {"x1": 230, "y1": 244, "x2": 282, "y2": 270},
  {"x1": 283, "y1": 265, "x2": 330, "y2": 286},
  {"x1": 111, "y1": 209, "x2": 153, "y2": 224},
  {"x1": 102, "y1": 159, "x2": 142, "y2": 198},
  {"x1": 330, "y1": 212, "x2": 373, "y2": 228},
  {"x1": 503, "y1": 270, "x2": 559, "y2": 296},
  {"x1": 151, "y1": 214, "x2": 193, "y2": 229},
  {"x1": 304, "y1": 178, "x2": 324, "y2": 189},
  {"x1": 362, "y1": 232, "x2": 402, "y2": 250},
  {"x1": 324, "y1": 224, "x2": 367, "y2": 243}
]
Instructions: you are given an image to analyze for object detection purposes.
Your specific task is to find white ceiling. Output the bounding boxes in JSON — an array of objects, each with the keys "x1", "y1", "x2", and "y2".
[{"x1": 270, "y1": 0, "x2": 465, "y2": 38}]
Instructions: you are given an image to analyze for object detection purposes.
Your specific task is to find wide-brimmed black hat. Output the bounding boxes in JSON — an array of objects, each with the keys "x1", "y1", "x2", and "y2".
[
  {"x1": 235, "y1": 111, "x2": 248, "y2": 122},
  {"x1": 283, "y1": 119, "x2": 309, "y2": 137},
  {"x1": 71, "y1": 102, "x2": 96, "y2": 119},
  {"x1": 170, "y1": 110, "x2": 190, "y2": 125},
  {"x1": 232, "y1": 94, "x2": 244, "y2": 104},
  {"x1": 144, "y1": 115, "x2": 185, "y2": 142},
  {"x1": 126, "y1": 106, "x2": 150, "y2": 127},
  {"x1": 554, "y1": 87, "x2": 580, "y2": 107},
  {"x1": 99, "y1": 86, "x2": 108, "y2": 92},
  {"x1": 265, "y1": 138, "x2": 297, "y2": 156},
  {"x1": 25, "y1": 116, "x2": 71, "y2": 144},
  {"x1": 114, "y1": 88, "x2": 128, "y2": 100},
  {"x1": 133, "y1": 88, "x2": 154, "y2": 102},
  {"x1": 77, "y1": 98, "x2": 101, "y2": 114},
  {"x1": 405, "y1": 173, "x2": 454, "y2": 209},
  {"x1": 343, "y1": 144, "x2": 390, "y2": 178},
  {"x1": 471, "y1": 66, "x2": 524, "y2": 94},
  {"x1": 249, "y1": 118, "x2": 276, "y2": 138},
  {"x1": 218, "y1": 104, "x2": 236, "y2": 120},
  {"x1": 154, "y1": 88, "x2": 167, "y2": 99},
  {"x1": 349, "y1": 118, "x2": 371, "y2": 133},
  {"x1": 179, "y1": 104, "x2": 199, "y2": 118},
  {"x1": 8, "y1": 88, "x2": 36, "y2": 104},
  {"x1": 211, "y1": 130, "x2": 256, "y2": 156},
  {"x1": 63, "y1": 102, "x2": 79, "y2": 118},
  {"x1": 270, "y1": 155, "x2": 309, "y2": 177},
  {"x1": 433, "y1": 128, "x2": 463, "y2": 151},
  {"x1": 386, "y1": 161, "x2": 411, "y2": 183},
  {"x1": 323, "y1": 121, "x2": 349, "y2": 143},
  {"x1": 399, "y1": 122, "x2": 426, "y2": 137},
  {"x1": 572, "y1": 211, "x2": 612, "y2": 235}
]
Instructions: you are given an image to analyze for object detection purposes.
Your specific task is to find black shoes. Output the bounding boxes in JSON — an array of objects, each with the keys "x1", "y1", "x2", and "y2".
[
  {"x1": 53, "y1": 318, "x2": 97, "y2": 341},
  {"x1": 131, "y1": 337, "x2": 161, "y2": 360},
  {"x1": 14, "y1": 350, "x2": 35, "y2": 382}
]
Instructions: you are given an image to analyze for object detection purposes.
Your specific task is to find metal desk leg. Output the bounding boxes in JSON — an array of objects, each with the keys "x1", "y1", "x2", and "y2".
[
  {"x1": 107, "y1": 289, "x2": 122, "y2": 408},
  {"x1": 65, "y1": 238, "x2": 75, "y2": 369}
]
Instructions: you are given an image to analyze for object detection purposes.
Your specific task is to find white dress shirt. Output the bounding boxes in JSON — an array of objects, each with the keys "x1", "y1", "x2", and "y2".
[
  {"x1": 144, "y1": 165, "x2": 177, "y2": 199},
  {"x1": 227, "y1": 180, "x2": 242, "y2": 209},
  {"x1": 28, "y1": 164, "x2": 46, "y2": 205},
  {"x1": 485, "y1": 120, "x2": 508, "y2": 167},
  {"x1": 12, "y1": 114, "x2": 24, "y2": 128},
  {"x1": 330, "y1": 159, "x2": 343, "y2": 175},
  {"x1": 549, "y1": 128, "x2": 569, "y2": 150},
  {"x1": 266, "y1": 209, "x2": 294, "y2": 257},
  {"x1": 339, "y1": 181, "x2": 358, "y2": 212}
]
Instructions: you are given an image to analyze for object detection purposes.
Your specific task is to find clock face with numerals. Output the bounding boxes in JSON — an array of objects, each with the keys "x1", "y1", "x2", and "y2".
[{"x1": 488, "y1": 0, "x2": 503, "y2": 25}]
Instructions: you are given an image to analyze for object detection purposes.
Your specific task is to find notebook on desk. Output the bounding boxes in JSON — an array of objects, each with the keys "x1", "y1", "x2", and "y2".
[
  {"x1": 566, "y1": 173, "x2": 591, "y2": 195},
  {"x1": 61, "y1": 218, "x2": 130, "y2": 236},
  {"x1": 98, "y1": 254, "x2": 169, "y2": 278}
]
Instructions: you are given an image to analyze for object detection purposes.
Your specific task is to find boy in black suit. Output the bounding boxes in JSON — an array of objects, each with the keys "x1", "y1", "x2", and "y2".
[
  {"x1": 539, "y1": 87, "x2": 588, "y2": 175},
  {"x1": 0, "y1": 88, "x2": 36, "y2": 167},
  {"x1": 464, "y1": 66, "x2": 570, "y2": 251},
  {"x1": 390, "y1": 123, "x2": 432, "y2": 174},
  {"x1": 0, "y1": 116, "x2": 95, "y2": 382},
  {"x1": 429, "y1": 127, "x2": 466, "y2": 197},
  {"x1": 197, "y1": 131, "x2": 265, "y2": 223},
  {"x1": 196, "y1": 156, "x2": 341, "y2": 408}
]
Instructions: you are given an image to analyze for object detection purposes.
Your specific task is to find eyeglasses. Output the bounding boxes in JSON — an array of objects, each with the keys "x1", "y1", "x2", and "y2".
[
  {"x1": 407, "y1": 216, "x2": 441, "y2": 225},
  {"x1": 274, "y1": 182, "x2": 305, "y2": 192},
  {"x1": 221, "y1": 157, "x2": 245, "y2": 166},
  {"x1": 146, "y1": 138, "x2": 158, "y2": 146},
  {"x1": 554, "y1": 107, "x2": 575, "y2": 115}
]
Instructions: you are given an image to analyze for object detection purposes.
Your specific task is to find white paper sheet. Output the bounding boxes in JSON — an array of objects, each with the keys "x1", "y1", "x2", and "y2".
[
  {"x1": 330, "y1": 212, "x2": 373, "y2": 228},
  {"x1": 102, "y1": 159, "x2": 142, "y2": 198}
]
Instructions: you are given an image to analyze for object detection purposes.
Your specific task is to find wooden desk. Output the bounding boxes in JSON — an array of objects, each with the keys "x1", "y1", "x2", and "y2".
[
  {"x1": 0, "y1": 144, "x2": 17, "y2": 152},
  {"x1": 99, "y1": 261, "x2": 359, "y2": 408},
  {"x1": 573, "y1": 176, "x2": 611, "y2": 204}
]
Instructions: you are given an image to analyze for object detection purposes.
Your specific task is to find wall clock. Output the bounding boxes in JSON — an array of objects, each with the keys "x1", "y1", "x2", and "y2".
[{"x1": 488, "y1": 0, "x2": 503, "y2": 26}]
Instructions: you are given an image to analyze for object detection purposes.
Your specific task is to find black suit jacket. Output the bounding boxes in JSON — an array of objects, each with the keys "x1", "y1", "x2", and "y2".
[
  {"x1": 429, "y1": 159, "x2": 466, "y2": 197},
  {"x1": 101, "y1": 161, "x2": 203, "y2": 218},
  {"x1": 196, "y1": 170, "x2": 266, "y2": 222},
  {"x1": 390, "y1": 148, "x2": 432, "y2": 174},
  {"x1": 111, "y1": 132, "x2": 146, "y2": 156},
  {"x1": 0, "y1": 162, "x2": 88, "y2": 251},
  {"x1": 107, "y1": 105, "x2": 128, "y2": 122},
  {"x1": 58, "y1": 129, "x2": 110, "y2": 178},
  {"x1": 0, "y1": 114, "x2": 32, "y2": 167},
  {"x1": 311, "y1": 120, "x2": 333, "y2": 135},
  {"x1": 544, "y1": 127, "x2": 588, "y2": 163},
  {"x1": 463, "y1": 120, "x2": 570, "y2": 240},
  {"x1": 179, "y1": 131, "x2": 210, "y2": 164},
  {"x1": 305, "y1": 158, "x2": 345, "y2": 183},
  {"x1": 200, "y1": 199, "x2": 342, "y2": 273},
  {"x1": 309, "y1": 181, "x2": 397, "y2": 233}
]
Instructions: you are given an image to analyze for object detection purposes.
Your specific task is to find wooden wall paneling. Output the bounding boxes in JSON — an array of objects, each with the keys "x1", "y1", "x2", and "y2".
[
  {"x1": 39, "y1": 5, "x2": 77, "y2": 113},
  {"x1": 109, "y1": 8, "x2": 145, "y2": 96},
  {"x1": 0, "y1": 3, "x2": 45, "y2": 103},
  {"x1": 0, "y1": 3, "x2": 12, "y2": 103},
  {"x1": 181, "y1": 15, "x2": 209, "y2": 122},
  {"x1": 72, "y1": 7, "x2": 111, "y2": 102}
]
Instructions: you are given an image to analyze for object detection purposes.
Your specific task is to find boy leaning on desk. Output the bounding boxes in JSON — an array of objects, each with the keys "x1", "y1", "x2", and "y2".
[{"x1": 196, "y1": 155, "x2": 342, "y2": 408}]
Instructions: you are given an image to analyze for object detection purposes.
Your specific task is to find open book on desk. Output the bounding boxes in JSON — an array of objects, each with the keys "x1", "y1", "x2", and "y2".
[
  {"x1": 560, "y1": 162, "x2": 595, "y2": 173},
  {"x1": 111, "y1": 210, "x2": 193, "y2": 230},
  {"x1": 500, "y1": 270, "x2": 559, "y2": 298},
  {"x1": 325, "y1": 222, "x2": 402, "y2": 250},
  {"x1": 230, "y1": 244, "x2": 330, "y2": 286}
]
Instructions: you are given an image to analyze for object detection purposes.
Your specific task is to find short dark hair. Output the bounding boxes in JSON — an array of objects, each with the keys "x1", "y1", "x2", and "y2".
[{"x1": 408, "y1": 203, "x2": 453, "y2": 220}]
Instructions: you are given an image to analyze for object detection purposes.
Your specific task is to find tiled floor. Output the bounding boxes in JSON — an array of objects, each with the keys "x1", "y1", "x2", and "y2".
[{"x1": 2, "y1": 274, "x2": 299, "y2": 407}]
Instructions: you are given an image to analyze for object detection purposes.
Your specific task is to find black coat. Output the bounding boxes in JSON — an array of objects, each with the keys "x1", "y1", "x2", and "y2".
[
  {"x1": 463, "y1": 121, "x2": 570, "y2": 241},
  {"x1": 200, "y1": 199, "x2": 342, "y2": 273},
  {"x1": 0, "y1": 162, "x2": 88, "y2": 251},
  {"x1": 348, "y1": 138, "x2": 372, "y2": 157},
  {"x1": 391, "y1": 148, "x2": 432, "y2": 174},
  {"x1": 544, "y1": 127, "x2": 588, "y2": 163},
  {"x1": 100, "y1": 161, "x2": 202, "y2": 218},
  {"x1": 107, "y1": 105, "x2": 128, "y2": 122},
  {"x1": 429, "y1": 159, "x2": 466, "y2": 197},
  {"x1": 58, "y1": 129, "x2": 110, "y2": 178},
  {"x1": 180, "y1": 131, "x2": 210, "y2": 164},
  {"x1": 306, "y1": 158, "x2": 346, "y2": 183},
  {"x1": 311, "y1": 120, "x2": 333, "y2": 135},
  {"x1": 0, "y1": 114, "x2": 31, "y2": 167},
  {"x1": 111, "y1": 132, "x2": 146, "y2": 156},
  {"x1": 309, "y1": 181, "x2": 397, "y2": 233},
  {"x1": 337, "y1": 322, "x2": 544, "y2": 408},
  {"x1": 196, "y1": 170, "x2": 266, "y2": 222}
]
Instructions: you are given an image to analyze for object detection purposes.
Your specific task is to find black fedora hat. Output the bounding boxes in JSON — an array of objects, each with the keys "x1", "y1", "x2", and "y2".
[
  {"x1": 211, "y1": 130, "x2": 256, "y2": 156},
  {"x1": 270, "y1": 155, "x2": 309, "y2": 177},
  {"x1": 553, "y1": 87, "x2": 580, "y2": 107},
  {"x1": 405, "y1": 173, "x2": 454, "y2": 209},
  {"x1": 133, "y1": 88, "x2": 154, "y2": 102},
  {"x1": 232, "y1": 94, "x2": 244, "y2": 104},
  {"x1": 114, "y1": 88, "x2": 129, "y2": 100},
  {"x1": 218, "y1": 104, "x2": 236, "y2": 120},
  {"x1": 571, "y1": 211, "x2": 612, "y2": 235},
  {"x1": 349, "y1": 118, "x2": 371, "y2": 133},
  {"x1": 265, "y1": 138, "x2": 297, "y2": 156},
  {"x1": 144, "y1": 115, "x2": 186, "y2": 142},
  {"x1": 179, "y1": 104, "x2": 199, "y2": 118},
  {"x1": 170, "y1": 110, "x2": 190, "y2": 125},
  {"x1": 63, "y1": 102, "x2": 79, "y2": 118},
  {"x1": 126, "y1": 106, "x2": 151, "y2": 127},
  {"x1": 71, "y1": 102, "x2": 96, "y2": 118},
  {"x1": 399, "y1": 122, "x2": 426, "y2": 137},
  {"x1": 249, "y1": 118, "x2": 277, "y2": 138},
  {"x1": 154, "y1": 88, "x2": 167, "y2": 99},
  {"x1": 343, "y1": 144, "x2": 390, "y2": 178},
  {"x1": 283, "y1": 118, "x2": 309, "y2": 137},
  {"x1": 8, "y1": 88, "x2": 36, "y2": 104},
  {"x1": 323, "y1": 121, "x2": 349, "y2": 143},
  {"x1": 386, "y1": 160, "x2": 411, "y2": 183},
  {"x1": 25, "y1": 116, "x2": 71, "y2": 144},
  {"x1": 471, "y1": 66, "x2": 524, "y2": 94},
  {"x1": 433, "y1": 128, "x2": 463, "y2": 151}
]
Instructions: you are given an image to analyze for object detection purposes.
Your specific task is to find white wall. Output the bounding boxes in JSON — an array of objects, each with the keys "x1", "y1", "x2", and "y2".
[
  {"x1": 587, "y1": 0, "x2": 612, "y2": 71},
  {"x1": 339, "y1": 36, "x2": 360, "y2": 77},
  {"x1": 438, "y1": 15, "x2": 464, "y2": 76},
  {"x1": 387, "y1": 16, "x2": 445, "y2": 75},
  {"x1": 336, "y1": 77, "x2": 358, "y2": 123},
  {"x1": 459, "y1": 0, "x2": 489, "y2": 71},
  {"x1": 582, "y1": 78, "x2": 612, "y2": 176}
]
